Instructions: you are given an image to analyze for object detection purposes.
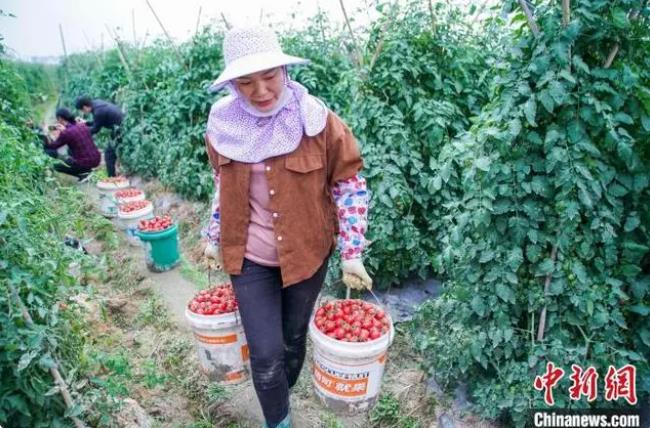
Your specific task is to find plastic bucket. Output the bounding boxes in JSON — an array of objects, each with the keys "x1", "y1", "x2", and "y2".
[
  {"x1": 115, "y1": 190, "x2": 145, "y2": 206},
  {"x1": 184, "y1": 307, "x2": 250, "y2": 383},
  {"x1": 308, "y1": 301, "x2": 394, "y2": 414},
  {"x1": 117, "y1": 203, "x2": 154, "y2": 246},
  {"x1": 97, "y1": 179, "x2": 130, "y2": 218},
  {"x1": 135, "y1": 223, "x2": 180, "y2": 272}
]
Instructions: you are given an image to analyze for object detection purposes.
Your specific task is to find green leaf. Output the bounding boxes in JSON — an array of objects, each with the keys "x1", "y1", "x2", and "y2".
[
  {"x1": 496, "y1": 283, "x2": 515, "y2": 303},
  {"x1": 17, "y1": 350, "x2": 39, "y2": 372},
  {"x1": 611, "y1": 7, "x2": 629, "y2": 28},
  {"x1": 641, "y1": 114, "x2": 650, "y2": 132},
  {"x1": 624, "y1": 215, "x2": 640, "y2": 232},
  {"x1": 537, "y1": 258, "x2": 555, "y2": 276},
  {"x1": 523, "y1": 97, "x2": 537, "y2": 126},
  {"x1": 479, "y1": 250, "x2": 495, "y2": 263},
  {"x1": 558, "y1": 70, "x2": 576, "y2": 84},
  {"x1": 628, "y1": 305, "x2": 650, "y2": 316},
  {"x1": 475, "y1": 157, "x2": 491, "y2": 171},
  {"x1": 471, "y1": 295, "x2": 486, "y2": 316},
  {"x1": 614, "y1": 112, "x2": 634, "y2": 125},
  {"x1": 539, "y1": 91, "x2": 554, "y2": 113}
]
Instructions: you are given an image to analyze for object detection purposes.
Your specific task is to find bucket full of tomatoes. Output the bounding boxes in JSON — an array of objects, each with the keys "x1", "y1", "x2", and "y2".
[
  {"x1": 117, "y1": 200, "x2": 154, "y2": 246},
  {"x1": 184, "y1": 283, "x2": 249, "y2": 384},
  {"x1": 96, "y1": 176, "x2": 130, "y2": 217},
  {"x1": 114, "y1": 187, "x2": 145, "y2": 205},
  {"x1": 134, "y1": 215, "x2": 180, "y2": 272},
  {"x1": 308, "y1": 298, "x2": 394, "y2": 414}
]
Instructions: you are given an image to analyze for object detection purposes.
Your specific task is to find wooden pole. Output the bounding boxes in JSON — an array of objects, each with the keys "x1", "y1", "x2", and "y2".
[
  {"x1": 104, "y1": 24, "x2": 134, "y2": 83},
  {"x1": 536, "y1": 246, "x2": 558, "y2": 342},
  {"x1": 194, "y1": 6, "x2": 202, "y2": 36},
  {"x1": 58, "y1": 24, "x2": 68, "y2": 59},
  {"x1": 562, "y1": 0, "x2": 571, "y2": 67},
  {"x1": 603, "y1": 44, "x2": 620, "y2": 68},
  {"x1": 561, "y1": 0, "x2": 570, "y2": 27},
  {"x1": 8, "y1": 284, "x2": 87, "y2": 428},
  {"x1": 132, "y1": 8, "x2": 137, "y2": 44},
  {"x1": 369, "y1": 11, "x2": 396, "y2": 71},
  {"x1": 428, "y1": 0, "x2": 435, "y2": 31},
  {"x1": 603, "y1": 7, "x2": 643, "y2": 68},
  {"x1": 145, "y1": 0, "x2": 187, "y2": 69},
  {"x1": 83, "y1": 30, "x2": 104, "y2": 68},
  {"x1": 518, "y1": 0, "x2": 540, "y2": 36},
  {"x1": 58, "y1": 24, "x2": 69, "y2": 91},
  {"x1": 221, "y1": 12, "x2": 232, "y2": 30},
  {"x1": 338, "y1": 0, "x2": 363, "y2": 67}
]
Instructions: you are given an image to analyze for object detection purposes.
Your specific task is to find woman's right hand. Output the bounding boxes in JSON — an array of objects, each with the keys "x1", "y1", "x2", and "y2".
[{"x1": 203, "y1": 242, "x2": 224, "y2": 271}]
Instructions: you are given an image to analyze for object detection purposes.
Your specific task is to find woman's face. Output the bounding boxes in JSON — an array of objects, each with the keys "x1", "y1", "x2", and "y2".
[{"x1": 234, "y1": 67, "x2": 284, "y2": 112}]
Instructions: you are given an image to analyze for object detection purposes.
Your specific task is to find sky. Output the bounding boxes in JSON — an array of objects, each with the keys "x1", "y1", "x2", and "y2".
[{"x1": 1, "y1": 0, "x2": 374, "y2": 61}]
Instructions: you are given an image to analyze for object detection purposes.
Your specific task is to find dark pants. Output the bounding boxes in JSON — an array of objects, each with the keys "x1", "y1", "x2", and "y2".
[
  {"x1": 105, "y1": 127, "x2": 122, "y2": 177},
  {"x1": 43, "y1": 146, "x2": 59, "y2": 159},
  {"x1": 53, "y1": 160, "x2": 92, "y2": 180},
  {"x1": 230, "y1": 258, "x2": 328, "y2": 427}
]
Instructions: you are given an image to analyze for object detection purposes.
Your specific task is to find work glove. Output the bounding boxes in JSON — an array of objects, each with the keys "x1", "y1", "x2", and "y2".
[
  {"x1": 203, "y1": 242, "x2": 224, "y2": 271},
  {"x1": 341, "y1": 258, "x2": 373, "y2": 290}
]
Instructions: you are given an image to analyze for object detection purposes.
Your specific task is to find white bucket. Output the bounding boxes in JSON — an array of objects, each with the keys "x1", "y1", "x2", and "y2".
[
  {"x1": 308, "y1": 303, "x2": 394, "y2": 414},
  {"x1": 115, "y1": 191, "x2": 145, "y2": 206},
  {"x1": 96, "y1": 180, "x2": 130, "y2": 218},
  {"x1": 184, "y1": 308, "x2": 250, "y2": 384},
  {"x1": 117, "y1": 203, "x2": 154, "y2": 246}
]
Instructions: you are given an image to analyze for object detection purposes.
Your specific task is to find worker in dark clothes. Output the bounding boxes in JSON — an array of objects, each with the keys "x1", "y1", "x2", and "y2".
[
  {"x1": 75, "y1": 96, "x2": 124, "y2": 177},
  {"x1": 46, "y1": 108, "x2": 101, "y2": 180}
]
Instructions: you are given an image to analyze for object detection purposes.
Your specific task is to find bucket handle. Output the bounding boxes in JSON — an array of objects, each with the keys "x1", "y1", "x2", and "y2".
[
  {"x1": 331, "y1": 280, "x2": 390, "y2": 314},
  {"x1": 206, "y1": 264, "x2": 242, "y2": 325},
  {"x1": 322, "y1": 281, "x2": 395, "y2": 345}
]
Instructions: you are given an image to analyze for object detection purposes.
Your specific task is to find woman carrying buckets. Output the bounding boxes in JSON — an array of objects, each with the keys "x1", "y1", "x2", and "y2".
[{"x1": 202, "y1": 26, "x2": 373, "y2": 428}]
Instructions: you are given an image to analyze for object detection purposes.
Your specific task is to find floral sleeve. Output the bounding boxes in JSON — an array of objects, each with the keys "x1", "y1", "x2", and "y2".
[
  {"x1": 203, "y1": 172, "x2": 221, "y2": 246},
  {"x1": 331, "y1": 174, "x2": 369, "y2": 260}
]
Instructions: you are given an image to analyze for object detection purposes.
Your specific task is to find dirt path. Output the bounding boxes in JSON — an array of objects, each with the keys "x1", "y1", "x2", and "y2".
[
  {"x1": 78, "y1": 176, "x2": 485, "y2": 428},
  {"x1": 82, "y1": 182, "x2": 336, "y2": 427}
]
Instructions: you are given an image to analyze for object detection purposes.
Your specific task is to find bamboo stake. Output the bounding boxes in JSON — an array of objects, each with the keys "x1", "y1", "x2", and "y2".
[
  {"x1": 369, "y1": 9, "x2": 396, "y2": 71},
  {"x1": 59, "y1": 24, "x2": 68, "y2": 59},
  {"x1": 104, "y1": 24, "x2": 134, "y2": 83},
  {"x1": 132, "y1": 8, "x2": 137, "y2": 44},
  {"x1": 221, "y1": 12, "x2": 232, "y2": 30},
  {"x1": 145, "y1": 0, "x2": 187, "y2": 70},
  {"x1": 194, "y1": 6, "x2": 202, "y2": 36},
  {"x1": 518, "y1": 0, "x2": 540, "y2": 36},
  {"x1": 603, "y1": 44, "x2": 619, "y2": 68},
  {"x1": 536, "y1": 246, "x2": 558, "y2": 342},
  {"x1": 603, "y1": 6, "x2": 643, "y2": 68},
  {"x1": 188, "y1": 6, "x2": 204, "y2": 75},
  {"x1": 83, "y1": 30, "x2": 104, "y2": 68},
  {"x1": 562, "y1": 0, "x2": 570, "y2": 27},
  {"x1": 562, "y1": 0, "x2": 571, "y2": 68},
  {"x1": 317, "y1": 2, "x2": 327, "y2": 48},
  {"x1": 8, "y1": 284, "x2": 87, "y2": 428},
  {"x1": 58, "y1": 24, "x2": 69, "y2": 90},
  {"x1": 428, "y1": 0, "x2": 436, "y2": 32},
  {"x1": 338, "y1": 0, "x2": 363, "y2": 67}
]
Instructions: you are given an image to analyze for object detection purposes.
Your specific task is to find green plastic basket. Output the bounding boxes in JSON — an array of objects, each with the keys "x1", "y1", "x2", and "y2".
[{"x1": 135, "y1": 223, "x2": 180, "y2": 272}]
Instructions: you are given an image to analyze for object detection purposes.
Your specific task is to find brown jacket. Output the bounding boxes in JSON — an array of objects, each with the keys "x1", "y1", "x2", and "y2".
[{"x1": 205, "y1": 111, "x2": 363, "y2": 287}]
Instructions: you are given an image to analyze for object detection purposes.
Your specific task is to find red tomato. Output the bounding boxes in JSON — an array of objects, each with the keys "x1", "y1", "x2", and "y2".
[
  {"x1": 313, "y1": 299, "x2": 390, "y2": 342},
  {"x1": 188, "y1": 283, "x2": 238, "y2": 315}
]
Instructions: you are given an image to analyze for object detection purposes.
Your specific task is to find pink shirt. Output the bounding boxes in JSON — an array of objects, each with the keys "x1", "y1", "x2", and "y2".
[{"x1": 244, "y1": 162, "x2": 280, "y2": 266}]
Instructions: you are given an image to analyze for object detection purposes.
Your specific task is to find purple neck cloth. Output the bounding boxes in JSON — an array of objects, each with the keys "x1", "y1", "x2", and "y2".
[{"x1": 206, "y1": 71, "x2": 328, "y2": 163}]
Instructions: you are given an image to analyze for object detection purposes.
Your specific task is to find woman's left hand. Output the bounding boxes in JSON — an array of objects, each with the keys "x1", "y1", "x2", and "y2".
[{"x1": 341, "y1": 258, "x2": 373, "y2": 290}]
